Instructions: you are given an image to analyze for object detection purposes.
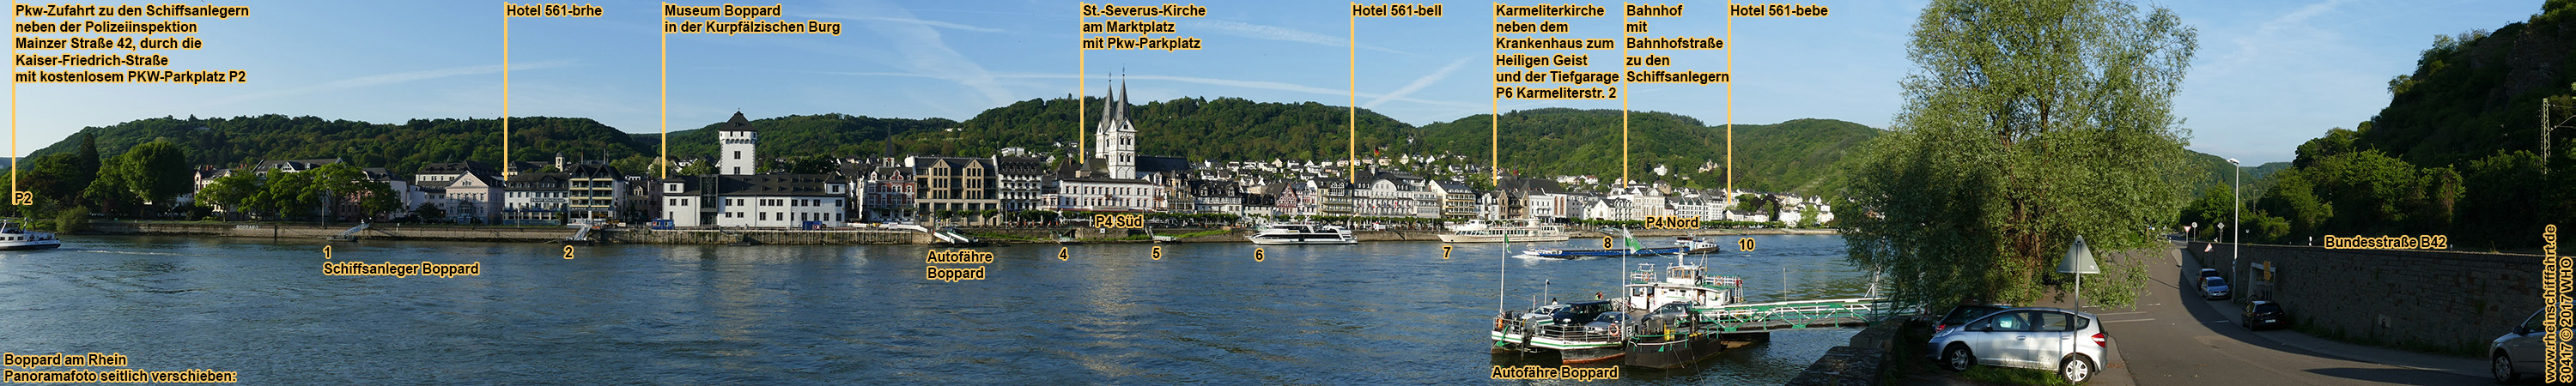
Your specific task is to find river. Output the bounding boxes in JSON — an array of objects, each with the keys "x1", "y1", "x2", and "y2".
[{"x1": 0, "y1": 234, "x2": 1877, "y2": 384}]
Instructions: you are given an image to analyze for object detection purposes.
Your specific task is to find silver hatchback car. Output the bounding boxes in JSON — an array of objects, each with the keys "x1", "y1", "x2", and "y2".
[
  {"x1": 2491, "y1": 302, "x2": 2569, "y2": 383},
  {"x1": 1928, "y1": 307, "x2": 2109, "y2": 383}
]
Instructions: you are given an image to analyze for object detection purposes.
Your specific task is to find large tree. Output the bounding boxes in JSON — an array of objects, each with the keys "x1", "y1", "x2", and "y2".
[
  {"x1": 1844, "y1": 0, "x2": 2200, "y2": 308},
  {"x1": 118, "y1": 140, "x2": 192, "y2": 211}
]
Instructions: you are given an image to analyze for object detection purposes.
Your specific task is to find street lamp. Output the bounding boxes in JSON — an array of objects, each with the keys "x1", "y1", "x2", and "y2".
[{"x1": 2227, "y1": 158, "x2": 2240, "y2": 300}]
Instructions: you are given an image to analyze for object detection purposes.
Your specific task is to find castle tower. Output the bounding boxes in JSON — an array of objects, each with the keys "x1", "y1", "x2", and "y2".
[
  {"x1": 718, "y1": 112, "x2": 758, "y2": 175},
  {"x1": 1094, "y1": 79, "x2": 1138, "y2": 179}
]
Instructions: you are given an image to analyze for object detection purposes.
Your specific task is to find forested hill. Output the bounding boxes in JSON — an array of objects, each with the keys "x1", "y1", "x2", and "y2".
[
  {"x1": 28, "y1": 115, "x2": 653, "y2": 174},
  {"x1": 1413, "y1": 112, "x2": 1881, "y2": 194},
  {"x1": 2371, "y1": 5, "x2": 2576, "y2": 166},
  {"x1": 2176, "y1": 2, "x2": 2576, "y2": 250},
  {"x1": 30, "y1": 98, "x2": 1887, "y2": 196}
]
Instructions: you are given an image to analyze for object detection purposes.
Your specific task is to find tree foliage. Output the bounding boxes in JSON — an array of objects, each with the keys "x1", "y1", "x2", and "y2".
[{"x1": 1844, "y1": 0, "x2": 2199, "y2": 309}]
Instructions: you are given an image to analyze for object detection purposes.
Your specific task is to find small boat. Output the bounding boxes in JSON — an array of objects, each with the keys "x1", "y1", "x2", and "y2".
[
  {"x1": 1245, "y1": 223, "x2": 1357, "y2": 245},
  {"x1": 1440, "y1": 219, "x2": 1571, "y2": 243},
  {"x1": 1519, "y1": 246, "x2": 1689, "y2": 259},
  {"x1": 1674, "y1": 235, "x2": 1723, "y2": 254},
  {"x1": 0, "y1": 221, "x2": 61, "y2": 250}
]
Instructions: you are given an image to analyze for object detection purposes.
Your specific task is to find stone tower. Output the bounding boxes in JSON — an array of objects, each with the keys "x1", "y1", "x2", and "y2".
[{"x1": 718, "y1": 112, "x2": 757, "y2": 175}]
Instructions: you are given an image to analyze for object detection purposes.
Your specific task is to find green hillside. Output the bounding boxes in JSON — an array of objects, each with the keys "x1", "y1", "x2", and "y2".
[{"x1": 26, "y1": 99, "x2": 1887, "y2": 199}]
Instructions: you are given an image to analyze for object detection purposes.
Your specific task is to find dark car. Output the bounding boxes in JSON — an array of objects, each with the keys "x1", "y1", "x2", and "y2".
[
  {"x1": 1933, "y1": 304, "x2": 2013, "y2": 334},
  {"x1": 1546, "y1": 300, "x2": 1618, "y2": 325},
  {"x1": 2240, "y1": 300, "x2": 2287, "y2": 330}
]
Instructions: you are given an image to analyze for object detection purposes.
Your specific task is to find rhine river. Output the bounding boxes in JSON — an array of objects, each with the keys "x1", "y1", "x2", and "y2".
[{"x1": 0, "y1": 234, "x2": 1877, "y2": 384}]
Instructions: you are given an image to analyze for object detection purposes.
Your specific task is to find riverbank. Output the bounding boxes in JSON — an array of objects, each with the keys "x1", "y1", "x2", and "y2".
[{"x1": 82, "y1": 220, "x2": 1839, "y2": 244}]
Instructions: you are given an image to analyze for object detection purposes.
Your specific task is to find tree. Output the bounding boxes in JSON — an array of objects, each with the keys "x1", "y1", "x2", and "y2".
[
  {"x1": 82, "y1": 157, "x2": 138, "y2": 216},
  {"x1": 677, "y1": 160, "x2": 715, "y2": 176},
  {"x1": 413, "y1": 202, "x2": 447, "y2": 223},
  {"x1": 1843, "y1": 0, "x2": 2199, "y2": 309},
  {"x1": 197, "y1": 172, "x2": 263, "y2": 217},
  {"x1": 118, "y1": 140, "x2": 191, "y2": 212}
]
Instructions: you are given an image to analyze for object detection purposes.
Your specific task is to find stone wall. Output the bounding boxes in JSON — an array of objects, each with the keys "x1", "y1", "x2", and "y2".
[
  {"x1": 598, "y1": 229, "x2": 922, "y2": 244},
  {"x1": 96, "y1": 222, "x2": 575, "y2": 242},
  {"x1": 2186, "y1": 241, "x2": 2544, "y2": 354},
  {"x1": 1787, "y1": 317, "x2": 1905, "y2": 386}
]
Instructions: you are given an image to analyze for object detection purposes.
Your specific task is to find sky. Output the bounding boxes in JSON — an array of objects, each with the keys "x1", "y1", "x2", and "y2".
[{"x1": 0, "y1": 0, "x2": 2547, "y2": 165}]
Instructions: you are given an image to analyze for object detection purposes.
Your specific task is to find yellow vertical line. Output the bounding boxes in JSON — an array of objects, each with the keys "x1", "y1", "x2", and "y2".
[
  {"x1": 1077, "y1": 9, "x2": 1087, "y2": 166},
  {"x1": 1723, "y1": 2, "x2": 1734, "y2": 197},
  {"x1": 1349, "y1": 13, "x2": 1357, "y2": 181},
  {"x1": 504, "y1": 14, "x2": 512, "y2": 181},
  {"x1": 9, "y1": 4, "x2": 15, "y2": 199},
  {"x1": 1490, "y1": 3, "x2": 1498, "y2": 186},
  {"x1": 659, "y1": 23, "x2": 667, "y2": 179},
  {"x1": 1620, "y1": 3, "x2": 1629, "y2": 188}
]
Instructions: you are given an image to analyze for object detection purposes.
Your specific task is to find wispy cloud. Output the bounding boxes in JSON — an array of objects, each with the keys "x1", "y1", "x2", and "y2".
[
  {"x1": 829, "y1": 0, "x2": 1018, "y2": 107},
  {"x1": 197, "y1": 60, "x2": 573, "y2": 108},
  {"x1": 2218, "y1": 0, "x2": 2351, "y2": 68},
  {"x1": 1196, "y1": 20, "x2": 1403, "y2": 54},
  {"x1": 1365, "y1": 57, "x2": 1472, "y2": 109},
  {"x1": 810, "y1": 14, "x2": 1005, "y2": 33}
]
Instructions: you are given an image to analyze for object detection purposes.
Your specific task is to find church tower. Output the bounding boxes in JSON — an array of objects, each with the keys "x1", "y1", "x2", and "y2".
[
  {"x1": 1094, "y1": 79, "x2": 1138, "y2": 179},
  {"x1": 718, "y1": 112, "x2": 758, "y2": 175}
]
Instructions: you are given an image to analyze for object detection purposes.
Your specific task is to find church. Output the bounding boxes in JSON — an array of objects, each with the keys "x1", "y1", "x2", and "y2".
[
  {"x1": 658, "y1": 112, "x2": 854, "y2": 227},
  {"x1": 1041, "y1": 79, "x2": 1181, "y2": 213}
]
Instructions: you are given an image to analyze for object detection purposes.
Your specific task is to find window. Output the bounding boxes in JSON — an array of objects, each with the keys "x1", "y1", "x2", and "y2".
[{"x1": 733, "y1": 151, "x2": 742, "y2": 160}]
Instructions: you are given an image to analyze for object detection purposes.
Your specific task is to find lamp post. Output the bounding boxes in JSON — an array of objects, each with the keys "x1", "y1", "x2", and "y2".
[
  {"x1": 2227, "y1": 158, "x2": 2241, "y2": 299},
  {"x1": 2061, "y1": 235, "x2": 2100, "y2": 311}
]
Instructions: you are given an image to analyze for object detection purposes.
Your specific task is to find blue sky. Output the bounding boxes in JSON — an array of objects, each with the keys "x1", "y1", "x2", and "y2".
[{"x1": 1, "y1": 0, "x2": 2545, "y2": 165}]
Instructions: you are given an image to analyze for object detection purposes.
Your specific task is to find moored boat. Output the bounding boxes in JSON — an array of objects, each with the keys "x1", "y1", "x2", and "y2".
[
  {"x1": 1517, "y1": 246, "x2": 1689, "y2": 259},
  {"x1": 1245, "y1": 223, "x2": 1356, "y2": 245},
  {"x1": 1440, "y1": 220, "x2": 1570, "y2": 243}
]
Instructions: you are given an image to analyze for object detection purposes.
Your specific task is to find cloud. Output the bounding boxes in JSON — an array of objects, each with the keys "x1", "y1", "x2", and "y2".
[
  {"x1": 1195, "y1": 20, "x2": 1404, "y2": 54},
  {"x1": 196, "y1": 60, "x2": 574, "y2": 108},
  {"x1": 810, "y1": 14, "x2": 1005, "y2": 33},
  {"x1": 827, "y1": 1, "x2": 1018, "y2": 107},
  {"x1": 1365, "y1": 57, "x2": 1473, "y2": 109}
]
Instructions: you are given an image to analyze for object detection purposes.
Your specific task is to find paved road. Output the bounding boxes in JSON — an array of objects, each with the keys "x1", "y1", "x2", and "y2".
[{"x1": 2102, "y1": 245, "x2": 2488, "y2": 385}]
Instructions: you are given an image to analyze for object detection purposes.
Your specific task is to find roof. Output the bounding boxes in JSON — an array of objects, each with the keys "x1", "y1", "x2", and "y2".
[
  {"x1": 256, "y1": 158, "x2": 341, "y2": 171},
  {"x1": 1136, "y1": 155, "x2": 1194, "y2": 173},
  {"x1": 716, "y1": 112, "x2": 757, "y2": 132},
  {"x1": 563, "y1": 163, "x2": 623, "y2": 178}
]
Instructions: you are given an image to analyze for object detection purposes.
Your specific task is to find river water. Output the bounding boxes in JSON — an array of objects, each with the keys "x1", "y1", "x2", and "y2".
[{"x1": 0, "y1": 234, "x2": 1876, "y2": 384}]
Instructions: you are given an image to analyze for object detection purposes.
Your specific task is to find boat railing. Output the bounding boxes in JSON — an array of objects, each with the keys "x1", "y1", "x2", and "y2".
[{"x1": 1491, "y1": 317, "x2": 1624, "y2": 343}]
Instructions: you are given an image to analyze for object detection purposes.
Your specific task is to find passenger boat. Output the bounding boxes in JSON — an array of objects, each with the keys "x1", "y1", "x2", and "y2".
[
  {"x1": 0, "y1": 221, "x2": 64, "y2": 250},
  {"x1": 1674, "y1": 235, "x2": 1724, "y2": 254},
  {"x1": 1616, "y1": 256, "x2": 1753, "y2": 369},
  {"x1": 1244, "y1": 223, "x2": 1356, "y2": 245},
  {"x1": 1439, "y1": 220, "x2": 1570, "y2": 243}
]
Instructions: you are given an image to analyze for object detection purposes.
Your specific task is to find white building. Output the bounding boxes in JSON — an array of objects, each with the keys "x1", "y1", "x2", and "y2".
[{"x1": 658, "y1": 112, "x2": 854, "y2": 227}]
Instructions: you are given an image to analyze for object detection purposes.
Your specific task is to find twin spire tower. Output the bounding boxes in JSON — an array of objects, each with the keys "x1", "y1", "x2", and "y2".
[{"x1": 1092, "y1": 78, "x2": 1139, "y2": 180}]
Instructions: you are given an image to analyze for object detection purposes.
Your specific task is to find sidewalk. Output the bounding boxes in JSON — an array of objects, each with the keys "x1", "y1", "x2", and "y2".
[{"x1": 2172, "y1": 244, "x2": 2490, "y2": 380}]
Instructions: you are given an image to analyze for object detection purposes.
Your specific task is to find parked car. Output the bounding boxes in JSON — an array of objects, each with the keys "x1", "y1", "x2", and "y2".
[
  {"x1": 2241, "y1": 300, "x2": 2287, "y2": 330},
  {"x1": 1931, "y1": 304, "x2": 2013, "y2": 335},
  {"x1": 2200, "y1": 276, "x2": 2231, "y2": 300},
  {"x1": 1928, "y1": 307, "x2": 2109, "y2": 383},
  {"x1": 2492, "y1": 303, "x2": 2569, "y2": 383},
  {"x1": 2199, "y1": 268, "x2": 2221, "y2": 280}
]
